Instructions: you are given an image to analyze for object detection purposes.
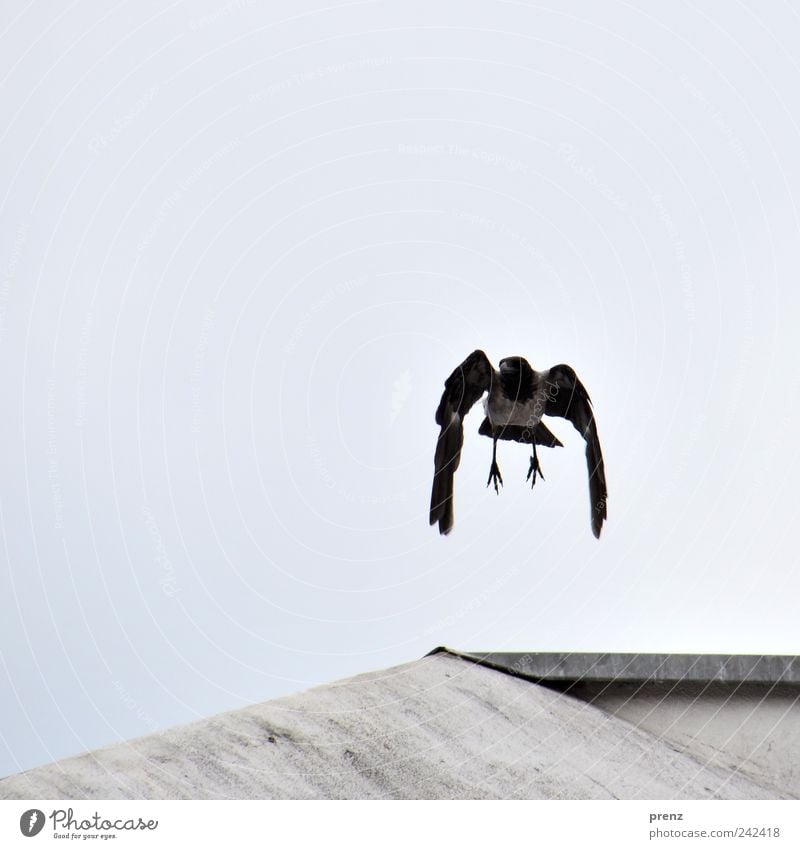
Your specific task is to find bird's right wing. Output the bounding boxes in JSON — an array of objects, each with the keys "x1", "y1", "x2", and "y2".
[
  {"x1": 544, "y1": 364, "x2": 608, "y2": 538},
  {"x1": 430, "y1": 350, "x2": 493, "y2": 534}
]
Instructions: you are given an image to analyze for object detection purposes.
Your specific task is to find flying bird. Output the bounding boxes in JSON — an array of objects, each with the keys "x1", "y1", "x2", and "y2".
[{"x1": 429, "y1": 350, "x2": 607, "y2": 537}]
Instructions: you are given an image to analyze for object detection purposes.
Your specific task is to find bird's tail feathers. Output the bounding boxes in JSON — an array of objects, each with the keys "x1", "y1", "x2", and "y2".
[{"x1": 478, "y1": 417, "x2": 563, "y2": 448}]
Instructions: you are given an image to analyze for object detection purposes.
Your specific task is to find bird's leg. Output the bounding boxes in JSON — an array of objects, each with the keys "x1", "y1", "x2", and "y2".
[
  {"x1": 486, "y1": 437, "x2": 503, "y2": 494},
  {"x1": 526, "y1": 440, "x2": 545, "y2": 488}
]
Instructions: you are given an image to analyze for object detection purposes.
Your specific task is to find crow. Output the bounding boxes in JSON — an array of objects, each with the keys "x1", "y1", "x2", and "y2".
[{"x1": 429, "y1": 349, "x2": 607, "y2": 538}]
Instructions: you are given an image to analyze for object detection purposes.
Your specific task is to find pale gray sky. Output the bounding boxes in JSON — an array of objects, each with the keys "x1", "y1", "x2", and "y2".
[{"x1": 2, "y1": 0, "x2": 799, "y2": 777}]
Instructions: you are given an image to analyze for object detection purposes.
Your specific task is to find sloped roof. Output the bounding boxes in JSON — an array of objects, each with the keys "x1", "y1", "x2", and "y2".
[
  {"x1": 2, "y1": 650, "x2": 795, "y2": 800},
  {"x1": 432, "y1": 647, "x2": 800, "y2": 684}
]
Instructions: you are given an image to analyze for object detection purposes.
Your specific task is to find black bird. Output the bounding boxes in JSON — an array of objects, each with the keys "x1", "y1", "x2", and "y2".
[{"x1": 429, "y1": 349, "x2": 607, "y2": 538}]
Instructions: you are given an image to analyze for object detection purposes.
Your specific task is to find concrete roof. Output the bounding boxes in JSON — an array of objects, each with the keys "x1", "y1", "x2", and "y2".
[
  {"x1": 2, "y1": 650, "x2": 797, "y2": 800},
  {"x1": 430, "y1": 647, "x2": 800, "y2": 684}
]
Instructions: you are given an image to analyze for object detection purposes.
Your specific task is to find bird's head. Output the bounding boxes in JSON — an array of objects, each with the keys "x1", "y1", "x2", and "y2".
[
  {"x1": 499, "y1": 356, "x2": 533, "y2": 376},
  {"x1": 499, "y1": 356, "x2": 534, "y2": 400}
]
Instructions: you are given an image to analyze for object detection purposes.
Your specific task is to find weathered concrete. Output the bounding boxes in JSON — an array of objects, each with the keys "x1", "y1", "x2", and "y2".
[
  {"x1": 0, "y1": 653, "x2": 791, "y2": 800},
  {"x1": 436, "y1": 648, "x2": 800, "y2": 684},
  {"x1": 572, "y1": 682, "x2": 800, "y2": 799},
  {"x1": 431, "y1": 649, "x2": 800, "y2": 798}
]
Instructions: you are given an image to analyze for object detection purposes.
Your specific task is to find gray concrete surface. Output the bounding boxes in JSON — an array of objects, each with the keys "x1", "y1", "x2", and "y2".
[
  {"x1": 573, "y1": 682, "x2": 800, "y2": 798},
  {"x1": 0, "y1": 653, "x2": 792, "y2": 800},
  {"x1": 435, "y1": 648, "x2": 800, "y2": 684}
]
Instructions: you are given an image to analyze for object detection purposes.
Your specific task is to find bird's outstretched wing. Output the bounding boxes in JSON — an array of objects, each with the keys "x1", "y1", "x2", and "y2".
[
  {"x1": 430, "y1": 350, "x2": 493, "y2": 534},
  {"x1": 544, "y1": 364, "x2": 608, "y2": 538}
]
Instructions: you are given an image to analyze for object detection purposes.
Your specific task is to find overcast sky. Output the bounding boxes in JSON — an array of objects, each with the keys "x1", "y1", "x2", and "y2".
[{"x1": 2, "y1": 0, "x2": 800, "y2": 777}]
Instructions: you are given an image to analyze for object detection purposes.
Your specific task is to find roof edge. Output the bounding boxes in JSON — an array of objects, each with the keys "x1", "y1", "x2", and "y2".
[{"x1": 427, "y1": 647, "x2": 800, "y2": 684}]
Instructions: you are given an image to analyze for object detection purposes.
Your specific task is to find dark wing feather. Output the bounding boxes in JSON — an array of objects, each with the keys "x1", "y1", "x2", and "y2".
[
  {"x1": 430, "y1": 350, "x2": 493, "y2": 534},
  {"x1": 543, "y1": 364, "x2": 607, "y2": 538}
]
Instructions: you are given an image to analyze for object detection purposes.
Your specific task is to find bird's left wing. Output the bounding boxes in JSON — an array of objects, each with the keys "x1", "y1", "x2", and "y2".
[
  {"x1": 430, "y1": 349, "x2": 493, "y2": 534},
  {"x1": 543, "y1": 364, "x2": 608, "y2": 538}
]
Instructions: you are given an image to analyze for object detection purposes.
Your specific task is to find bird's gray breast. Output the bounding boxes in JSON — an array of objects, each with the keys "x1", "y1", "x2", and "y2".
[
  {"x1": 483, "y1": 371, "x2": 554, "y2": 429},
  {"x1": 486, "y1": 385, "x2": 544, "y2": 429}
]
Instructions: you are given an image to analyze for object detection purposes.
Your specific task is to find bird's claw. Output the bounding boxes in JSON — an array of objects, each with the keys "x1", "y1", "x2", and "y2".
[
  {"x1": 486, "y1": 461, "x2": 503, "y2": 494},
  {"x1": 526, "y1": 454, "x2": 545, "y2": 488}
]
